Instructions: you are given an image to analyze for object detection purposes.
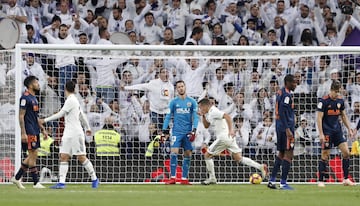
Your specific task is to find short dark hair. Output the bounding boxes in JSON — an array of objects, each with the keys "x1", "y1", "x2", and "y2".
[
  {"x1": 24, "y1": 75, "x2": 38, "y2": 88},
  {"x1": 65, "y1": 80, "x2": 76, "y2": 93},
  {"x1": 26, "y1": 24, "x2": 34, "y2": 31},
  {"x1": 175, "y1": 80, "x2": 185, "y2": 87},
  {"x1": 144, "y1": 12, "x2": 153, "y2": 18},
  {"x1": 330, "y1": 80, "x2": 341, "y2": 91},
  {"x1": 284, "y1": 74, "x2": 295, "y2": 84},
  {"x1": 198, "y1": 98, "x2": 210, "y2": 105}
]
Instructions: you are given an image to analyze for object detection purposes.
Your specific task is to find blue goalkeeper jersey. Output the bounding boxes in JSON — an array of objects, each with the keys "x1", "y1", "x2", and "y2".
[
  {"x1": 163, "y1": 96, "x2": 199, "y2": 135},
  {"x1": 317, "y1": 95, "x2": 344, "y2": 134}
]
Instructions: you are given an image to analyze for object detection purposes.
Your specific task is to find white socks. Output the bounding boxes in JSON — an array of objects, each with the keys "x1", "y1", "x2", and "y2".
[
  {"x1": 82, "y1": 159, "x2": 97, "y2": 181},
  {"x1": 241, "y1": 157, "x2": 261, "y2": 170},
  {"x1": 205, "y1": 158, "x2": 216, "y2": 180},
  {"x1": 59, "y1": 162, "x2": 69, "y2": 184}
]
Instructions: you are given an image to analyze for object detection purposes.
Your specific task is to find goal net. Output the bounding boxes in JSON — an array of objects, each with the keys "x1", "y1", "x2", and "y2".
[{"x1": 1, "y1": 44, "x2": 360, "y2": 184}]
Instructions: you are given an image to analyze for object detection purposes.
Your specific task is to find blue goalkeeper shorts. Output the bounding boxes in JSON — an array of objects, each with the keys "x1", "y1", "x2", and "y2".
[{"x1": 170, "y1": 133, "x2": 193, "y2": 151}]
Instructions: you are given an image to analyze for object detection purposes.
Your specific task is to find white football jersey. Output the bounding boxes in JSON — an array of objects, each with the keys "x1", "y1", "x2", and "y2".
[
  {"x1": 61, "y1": 94, "x2": 90, "y2": 137},
  {"x1": 204, "y1": 106, "x2": 229, "y2": 139}
]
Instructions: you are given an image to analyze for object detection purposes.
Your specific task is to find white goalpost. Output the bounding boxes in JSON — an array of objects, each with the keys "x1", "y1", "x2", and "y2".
[{"x1": 0, "y1": 44, "x2": 359, "y2": 184}]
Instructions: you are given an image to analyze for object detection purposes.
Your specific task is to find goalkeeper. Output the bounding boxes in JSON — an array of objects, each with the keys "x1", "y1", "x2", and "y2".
[{"x1": 162, "y1": 80, "x2": 199, "y2": 185}]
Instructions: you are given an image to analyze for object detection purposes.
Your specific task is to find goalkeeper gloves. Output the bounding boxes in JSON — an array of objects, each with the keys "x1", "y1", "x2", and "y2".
[
  {"x1": 160, "y1": 130, "x2": 169, "y2": 143},
  {"x1": 188, "y1": 128, "x2": 196, "y2": 142}
]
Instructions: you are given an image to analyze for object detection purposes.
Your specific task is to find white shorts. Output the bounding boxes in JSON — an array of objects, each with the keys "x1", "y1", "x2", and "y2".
[
  {"x1": 207, "y1": 137, "x2": 242, "y2": 155},
  {"x1": 59, "y1": 135, "x2": 87, "y2": 156}
]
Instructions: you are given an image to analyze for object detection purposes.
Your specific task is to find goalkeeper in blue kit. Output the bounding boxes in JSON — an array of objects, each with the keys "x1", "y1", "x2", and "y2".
[{"x1": 162, "y1": 80, "x2": 199, "y2": 185}]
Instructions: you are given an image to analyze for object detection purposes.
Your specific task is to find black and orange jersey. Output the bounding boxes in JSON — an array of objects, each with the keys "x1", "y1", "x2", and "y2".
[
  {"x1": 317, "y1": 95, "x2": 344, "y2": 134},
  {"x1": 275, "y1": 87, "x2": 295, "y2": 132},
  {"x1": 19, "y1": 91, "x2": 40, "y2": 135}
]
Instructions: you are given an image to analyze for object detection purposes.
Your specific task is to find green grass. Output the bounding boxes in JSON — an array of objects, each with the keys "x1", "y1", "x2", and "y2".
[{"x1": 1, "y1": 184, "x2": 359, "y2": 206}]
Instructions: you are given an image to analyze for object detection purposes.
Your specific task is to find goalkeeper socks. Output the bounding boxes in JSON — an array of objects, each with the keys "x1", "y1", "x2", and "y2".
[
  {"x1": 280, "y1": 159, "x2": 291, "y2": 184},
  {"x1": 29, "y1": 166, "x2": 39, "y2": 185},
  {"x1": 82, "y1": 159, "x2": 97, "y2": 181},
  {"x1": 318, "y1": 159, "x2": 327, "y2": 181},
  {"x1": 342, "y1": 158, "x2": 350, "y2": 179},
  {"x1": 15, "y1": 163, "x2": 28, "y2": 180},
  {"x1": 205, "y1": 158, "x2": 216, "y2": 179},
  {"x1": 241, "y1": 157, "x2": 261, "y2": 170},
  {"x1": 59, "y1": 162, "x2": 69, "y2": 184},
  {"x1": 270, "y1": 156, "x2": 282, "y2": 182},
  {"x1": 170, "y1": 153, "x2": 178, "y2": 177},
  {"x1": 182, "y1": 156, "x2": 191, "y2": 179}
]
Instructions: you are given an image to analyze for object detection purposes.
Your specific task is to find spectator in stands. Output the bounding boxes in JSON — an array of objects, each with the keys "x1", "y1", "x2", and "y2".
[
  {"x1": 138, "y1": 12, "x2": 163, "y2": 44},
  {"x1": 75, "y1": 81, "x2": 95, "y2": 113},
  {"x1": 78, "y1": 32, "x2": 89, "y2": 44},
  {"x1": 90, "y1": 16, "x2": 109, "y2": 44},
  {"x1": 86, "y1": 98, "x2": 113, "y2": 137},
  {"x1": 244, "y1": 70, "x2": 262, "y2": 104},
  {"x1": 25, "y1": 0, "x2": 45, "y2": 34},
  {"x1": 6, "y1": 0, "x2": 28, "y2": 43},
  {"x1": 43, "y1": 0, "x2": 72, "y2": 27},
  {"x1": 315, "y1": 55, "x2": 331, "y2": 89},
  {"x1": 233, "y1": 115, "x2": 250, "y2": 149},
  {"x1": 167, "y1": 0, "x2": 189, "y2": 45},
  {"x1": 122, "y1": 68, "x2": 174, "y2": 131},
  {"x1": 41, "y1": 15, "x2": 61, "y2": 39},
  {"x1": 175, "y1": 58, "x2": 210, "y2": 100},
  {"x1": 84, "y1": 40, "x2": 124, "y2": 104},
  {"x1": 41, "y1": 23, "x2": 77, "y2": 104},
  {"x1": 160, "y1": 27, "x2": 176, "y2": 45},
  {"x1": 108, "y1": 6, "x2": 126, "y2": 34},
  {"x1": 317, "y1": 68, "x2": 340, "y2": 98},
  {"x1": 347, "y1": 71, "x2": 360, "y2": 98},
  {"x1": 263, "y1": 29, "x2": 280, "y2": 46},
  {"x1": 223, "y1": 1, "x2": 242, "y2": 45},
  {"x1": 293, "y1": 71, "x2": 310, "y2": 94},
  {"x1": 7, "y1": 53, "x2": 47, "y2": 91},
  {"x1": 293, "y1": 4, "x2": 314, "y2": 45},
  {"x1": 25, "y1": 24, "x2": 42, "y2": 44},
  {"x1": 295, "y1": 116, "x2": 313, "y2": 155},
  {"x1": 69, "y1": 13, "x2": 90, "y2": 43},
  {"x1": 251, "y1": 116, "x2": 277, "y2": 155},
  {"x1": 208, "y1": 67, "x2": 227, "y2": 102},
  {"x1": 250, "y1": 88, "x2": 272, "y2": 127},
  {"x1": 218, "y1": 82, "x2": 236, "y2": 117},
  {"x1": 211, "y1": 23, "x2": 226, "y2": 44}
]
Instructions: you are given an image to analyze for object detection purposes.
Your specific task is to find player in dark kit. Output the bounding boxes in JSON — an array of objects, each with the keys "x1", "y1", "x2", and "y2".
[
  {"x1": 11, "y1": 76, "x2": 47, "y2": 189},
  {"x1": 317, "y1": 80, "x2": 355, "y2": 187},
  {"x1": 268, "y1": 74, "x2": 297, "y2": 190}
]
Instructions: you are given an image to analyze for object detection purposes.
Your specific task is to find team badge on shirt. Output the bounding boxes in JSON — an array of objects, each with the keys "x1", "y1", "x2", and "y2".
[
  {"x1": 21, "y1": 99, "x2": 26, "y2": 106},
  {"x1": 284, "y1": 96, "x2": 290, "y2": 104},
  {"x1": 317, "y1": 102, "x2": 323, "y2": 109},
  {"x1": 187, "y1": 102, "x2": 192, "y2": 107}
]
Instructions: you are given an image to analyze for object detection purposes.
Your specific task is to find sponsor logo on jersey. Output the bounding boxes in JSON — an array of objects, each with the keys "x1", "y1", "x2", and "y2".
[{"x1": 176, "y1": 108, "x2": 190, "y2": 114}]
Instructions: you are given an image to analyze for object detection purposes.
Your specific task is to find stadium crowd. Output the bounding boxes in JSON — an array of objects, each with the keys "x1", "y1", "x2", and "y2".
[{"x1": 1, "y1": 0, "x2": 360, "y2": 158}]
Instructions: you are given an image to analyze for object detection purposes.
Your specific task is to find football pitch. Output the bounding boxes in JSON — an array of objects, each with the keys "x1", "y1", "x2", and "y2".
[{"x1": 1, "y1": 184, "x2": 359, "y2": 206}]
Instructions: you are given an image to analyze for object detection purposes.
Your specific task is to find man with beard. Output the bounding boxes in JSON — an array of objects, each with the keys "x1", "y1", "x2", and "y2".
[{"x1": 11, "y1": 76, "x2": 47, "y2": 189}]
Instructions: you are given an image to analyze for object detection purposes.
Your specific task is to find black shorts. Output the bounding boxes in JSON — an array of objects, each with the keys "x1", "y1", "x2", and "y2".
[
  {"x1": 276, "y1": 129, "x2": 294, "y2": 152},
  {"x1": 22, "y1": 134, "x2": 40, "y2": 151},
  {"x1": 322, "y1": 131, "x2": 346, "y2": 150}
]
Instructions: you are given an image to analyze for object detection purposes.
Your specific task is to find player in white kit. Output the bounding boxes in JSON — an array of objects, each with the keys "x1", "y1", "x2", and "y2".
[
  {"x1": 197, "y1": 98, "x2": 268, "y2": 185},
  {"x1": 40, "y1": 81, "x2": 99, "y2": 189}
]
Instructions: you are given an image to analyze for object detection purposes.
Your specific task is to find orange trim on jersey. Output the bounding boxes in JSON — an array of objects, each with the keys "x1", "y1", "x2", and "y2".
[
  {"x1": 33, "y1": 105, "x2": 39, "y2": 112},
  {"x1": 327, "y1": 109, "x2": 340, "y2": 116},
  {"x1": 27, "y1": 135, "x2": 37, "y2": 150}
]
